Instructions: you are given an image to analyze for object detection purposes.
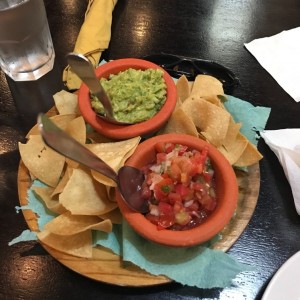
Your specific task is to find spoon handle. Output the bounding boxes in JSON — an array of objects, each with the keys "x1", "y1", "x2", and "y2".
[
  {"x1": 37, "y1": 114, "x2": 118, "y2": 182},
  {"x1": 66, "y1": 53, "x2": 114, "y2": 119}
]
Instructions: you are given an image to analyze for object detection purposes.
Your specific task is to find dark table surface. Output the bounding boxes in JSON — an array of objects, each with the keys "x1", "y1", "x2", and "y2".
[{"x1": 1, "y1": 0, "x2": 300, "y2": 299}]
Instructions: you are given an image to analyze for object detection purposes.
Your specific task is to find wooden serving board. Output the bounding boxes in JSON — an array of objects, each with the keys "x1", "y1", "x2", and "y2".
[{"x1": 18, "y1": 158, "x2": 260, "y2": 287}]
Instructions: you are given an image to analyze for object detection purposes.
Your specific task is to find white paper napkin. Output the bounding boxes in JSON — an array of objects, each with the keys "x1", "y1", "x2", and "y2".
[
  {"x1": 260, "y1": 129, "x2": 300, "y2": 214},
  {"x1": 245, "y1": 27, "x2": 300, "y2": 102}
]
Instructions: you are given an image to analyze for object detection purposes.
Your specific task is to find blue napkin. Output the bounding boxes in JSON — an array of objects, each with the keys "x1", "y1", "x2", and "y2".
[
  {"x1": 94, "y1": 222, "x2": 252, "y2": 288},
  {"x1": 223, "y1": 95, "x2": 271, "y2": 146}
]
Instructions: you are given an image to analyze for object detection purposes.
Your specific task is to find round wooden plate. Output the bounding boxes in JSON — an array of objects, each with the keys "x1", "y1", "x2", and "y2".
[
  {"x1": 18, "y1": 106, "x2": 260, "y2": 286},
  {"x1": 18, "y1": 160, "x2": 259, "y2": 287}
]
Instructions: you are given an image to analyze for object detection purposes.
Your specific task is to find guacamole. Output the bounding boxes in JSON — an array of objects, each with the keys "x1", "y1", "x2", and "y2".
[{"x1": 91, "y1": 68, "x2": 167, "y2": 123}]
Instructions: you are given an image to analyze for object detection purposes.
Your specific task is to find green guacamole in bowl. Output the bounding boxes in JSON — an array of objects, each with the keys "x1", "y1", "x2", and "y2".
[{"x1": 90, "y1": 68, "x2": 167, "y2": 124}]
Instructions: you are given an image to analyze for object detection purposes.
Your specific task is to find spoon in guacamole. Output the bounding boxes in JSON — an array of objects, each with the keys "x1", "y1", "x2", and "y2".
[
  {"x1": 37, "y1": 114, "x2": 149, "y2": 213},
  {"x1": 67, "y1": 53, "x2": 132, "y2": 126}
]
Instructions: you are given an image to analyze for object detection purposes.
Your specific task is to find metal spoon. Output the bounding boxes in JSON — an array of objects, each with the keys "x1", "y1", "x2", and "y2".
[
  {"x1": 37, "y1": 113, "x2": 149, "y2": 213},
  {"x1": 66, "y1": 52, "x2": 131, "y2": 125}
]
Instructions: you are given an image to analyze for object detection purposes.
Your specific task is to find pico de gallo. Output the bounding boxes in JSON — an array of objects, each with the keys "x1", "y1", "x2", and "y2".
[{"x1": 141, "y1": 142, "x2": 217, "y2": 231}]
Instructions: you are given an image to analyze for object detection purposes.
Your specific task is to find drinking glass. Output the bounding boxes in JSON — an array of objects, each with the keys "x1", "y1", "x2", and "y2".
[{"x1": 0, "y1": 0, "x2": 55, "y2": 81}]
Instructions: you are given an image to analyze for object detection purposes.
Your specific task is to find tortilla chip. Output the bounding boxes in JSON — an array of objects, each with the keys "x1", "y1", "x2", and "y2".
[
  {"x1": 37, "y1": 229, "x2": 93, "y2": 258},
  {"x1": 44, "y1": 211, "x2": 112, "y2": 235},
  {"x1": 65, "y1": 116, "x2": 86, "y2": 144},
  {"x1": 66, "y1": 160, "x2": 80, "y2": 170},
  {"x1": 86, "y1": 131, "x2": 114, "y2": 144},
  {"x1": 99, "y1": 208, "x2": 123, "y2": 224},
  {"x1": 32, "y1": 186, "x2": 67, "y2": 214},
  {"x1": 86, "y1": 137, "x2": 141, "y2": 168},
  {"x1": 119, "y1": 141, "x2": 142, "y2": 167},
  {"x1": 51, "y1": 167, "x2": 73, "y2": 198},
  {"x1": 188, "y1": 81, "x2": 194, "y2": 93},
  {"x1": 106, "y1": 186, "x2": 116, "y2": 202},
  {"x1": 26, "y1": 114, "x2": 77, "y2": 138},
  {"x1": 53, "y1": 90, "x2": 78, "y2": 115},
  {"x1": 175, "y1": 96, "x2": 183, "y2": 110},
  {"x1": 59, "y1": 167, "x2": 117, "y2": 215},
  {"x1": 176, "y1": 75, "x2": 190, "y2": 102},
  {"x1": 180, "y1": 98, "x2": 230, "y2": 146},
  {"x1": 218, "y1": 133, "x2": 249, "y2": 165},
  {"x1": 64, "y1": 116, "x2": 87, "y2": 167},
  {"x1": 190, "y1": 75, "x2": 224, "y2": 100},
  {"x1": 204, "y1": 95, "x2": 225, "y2": 107},
  {"x1": 19, "y1": 135, "x2": 65, "y2": 187},
  {"x1": 86, "y1": 137, "x2": 141, "y2": 187},
  {"x1": 223, "y1": 119, "x2": 242, "y2": 149},
  {"x1": 234, "y1": 138, "x2": 263, "y2": 167},
  {"x1": 161, "y1": 107, "x2": 198, "y2": 137}
]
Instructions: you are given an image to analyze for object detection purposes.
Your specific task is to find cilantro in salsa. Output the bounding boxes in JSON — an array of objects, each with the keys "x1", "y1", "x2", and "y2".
[
  {"x1": 91, "y1": 68, "x2": 167, "y2": 123},
  {"x1": 141, "y1": 142, "x2": 217, "y2": 231}
]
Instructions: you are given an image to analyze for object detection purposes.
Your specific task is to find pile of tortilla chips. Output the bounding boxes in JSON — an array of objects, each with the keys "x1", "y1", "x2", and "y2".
[
  {"x1": 19, "y1": 90, "x2": 140, "y2": 257},
  {"x1": 18, "y1": 75, "x2": 262, "y2": 258},
  {"x1": 161, "y1": 74, "x2": 262, "y2": 167}
]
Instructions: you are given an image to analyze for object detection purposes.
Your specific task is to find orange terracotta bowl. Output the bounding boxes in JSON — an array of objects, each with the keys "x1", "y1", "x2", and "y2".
[
  {"x1": 116, "y1": 133, "x2": 238, "y2": 247},
  {"x1": 78, "y1": 58, "x2": 177, "y2": 140}
]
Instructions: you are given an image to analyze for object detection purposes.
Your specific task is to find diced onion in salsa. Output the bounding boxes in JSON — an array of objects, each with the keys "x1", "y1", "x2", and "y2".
[{"x1": 141, "y1": 142, "x2": 217, "y2": 231}]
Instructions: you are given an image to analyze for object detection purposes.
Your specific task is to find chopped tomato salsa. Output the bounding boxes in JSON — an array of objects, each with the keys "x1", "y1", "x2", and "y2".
[{"x1": 141, "y1": 142, "x2": 217, "y2": 231}]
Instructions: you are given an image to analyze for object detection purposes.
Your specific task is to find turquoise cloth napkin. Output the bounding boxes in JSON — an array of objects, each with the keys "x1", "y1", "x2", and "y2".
[
  {"x1": 9, "y1": 95, "x2": 271, "y2": 288},
  {"x1": 94, "y1": 222, "x2": 252, "y2": 288},
  {"x1": 15, "y1": 180, "x2": 56, "y2": 230},
  {"x1": 224, "y1": 95, "x2": 271, "y2": 146}
]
